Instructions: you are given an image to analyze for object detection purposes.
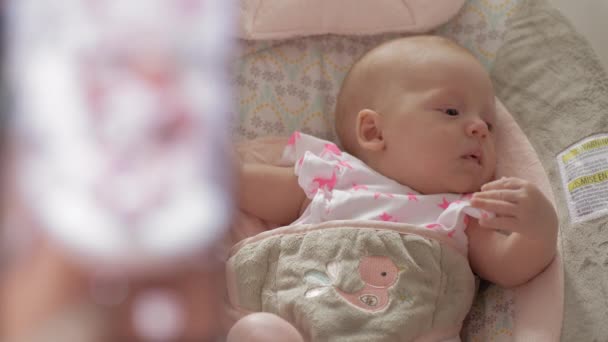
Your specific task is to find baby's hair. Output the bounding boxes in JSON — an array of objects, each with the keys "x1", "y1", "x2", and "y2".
[{"x1": 334, "y1": 35, "x2": 473, "y2": 155}]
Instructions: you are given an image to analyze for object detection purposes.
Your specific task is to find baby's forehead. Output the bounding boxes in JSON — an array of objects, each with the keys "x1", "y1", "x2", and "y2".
[
  {"x1": 370, "y1": 42, "x2": 491, "y2": 88},
  {"x1": 365, "y1": 37, "x2": 471, "y2": 67},
  {"x1": 357, "y1": 42, "x2": 476, "y2": 91}
]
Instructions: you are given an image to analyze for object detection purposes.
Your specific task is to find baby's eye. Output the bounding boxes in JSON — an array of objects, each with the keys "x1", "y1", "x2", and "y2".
[
  {"x1": 442, "y1": 108, "x2": 460, "y2": 116},
  {"x1": 486, "y1": 122, "x2": 494, "y2": 131}
]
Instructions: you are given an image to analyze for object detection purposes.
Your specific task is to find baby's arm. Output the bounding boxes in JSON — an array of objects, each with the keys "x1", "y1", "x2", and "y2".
[
  {"x1": 466, "y1": 177, "x2": 558, "y2": 288},
  {"x1": 239, "y1": 163, "x2": 306, "y2": 226}
]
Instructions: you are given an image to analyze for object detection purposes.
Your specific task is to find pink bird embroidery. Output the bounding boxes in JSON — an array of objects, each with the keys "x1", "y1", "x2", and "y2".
[
  {"x1": 304, "y1": 256, "x2": 401, "y2": 312},
  {"x1": 321, "y1": 143, "x2": 342, "y2": 157},
  {"x1": 407, "y1": 193, "x2": 418, "y2": 201},
  {"x1": 287, "y1": 131, "x2": 301, "y2": 146},
  {"x1": 313, "y1": 171, "x2": 337, "y2": 191},
  {"x1": 337, "y1": 256, "x2": 400, "y2": 312},
  {"x1": 438, "y1": 197, "x2": 451, "y2": 210}
]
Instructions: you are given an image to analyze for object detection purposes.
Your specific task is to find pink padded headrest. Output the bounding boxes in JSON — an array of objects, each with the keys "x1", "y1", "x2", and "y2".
[{"x1": 237, "y1": 0, "x2": 466, "y2": 40}]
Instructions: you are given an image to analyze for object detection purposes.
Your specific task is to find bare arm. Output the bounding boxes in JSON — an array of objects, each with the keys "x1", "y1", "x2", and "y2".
[
  {"x1": 466, "y1": 177, "x2": 558, "y2": 288},
  {"x1": 238, "y1": 163, "x2": 306, "y2": 226},
  {"x1": 467, "y1": 219, "x2": 557, "y2": 288}
]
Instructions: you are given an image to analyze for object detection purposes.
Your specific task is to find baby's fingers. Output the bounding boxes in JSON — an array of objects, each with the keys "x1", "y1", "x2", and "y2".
[
  {"x1": 481, "y1": 177, "x2": 527, "y2": 191},
  {"x1": 478, "y1": 215, "x2": 520, "y2": 232},
  {"x1": 471, "y1": 197, "x2": 518, "y2": 216},
  {"x1": 473, "y1": 189, "x2": 522, "y2": 204}
]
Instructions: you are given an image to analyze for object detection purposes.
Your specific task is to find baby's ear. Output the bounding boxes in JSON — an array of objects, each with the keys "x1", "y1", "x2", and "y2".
[{"x1": 355, "y1": 109, "x2": 385, "y2": 151}]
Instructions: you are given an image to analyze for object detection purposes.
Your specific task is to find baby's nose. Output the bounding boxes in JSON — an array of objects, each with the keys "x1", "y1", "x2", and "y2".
[{"x1": 466, "y1": 119, "x2": 489, "y2": 138}]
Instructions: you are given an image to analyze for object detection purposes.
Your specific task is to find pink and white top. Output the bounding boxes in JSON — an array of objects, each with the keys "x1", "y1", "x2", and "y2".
[{"x1": 282, "y1": 132, "x2": 494, "y2": 251}]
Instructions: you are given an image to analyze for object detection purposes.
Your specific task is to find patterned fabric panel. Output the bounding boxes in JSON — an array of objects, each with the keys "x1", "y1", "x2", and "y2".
[
  {"x1": 232, "y1": 0, "x2": 521, "y2": 142},
  {"x1": 462, "y1": 282, "x2": 516, "y2": 341}
]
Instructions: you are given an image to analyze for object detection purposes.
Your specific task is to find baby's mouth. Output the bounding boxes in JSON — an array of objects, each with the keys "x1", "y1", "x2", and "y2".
[{"x1": 462, "y1": 151, "x2": 482, "y2": 166}]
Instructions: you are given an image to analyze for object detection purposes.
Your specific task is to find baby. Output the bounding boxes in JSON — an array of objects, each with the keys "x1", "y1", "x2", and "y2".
[{"x1": 230, "y1": 35, "x2": 558, "y2": 341}]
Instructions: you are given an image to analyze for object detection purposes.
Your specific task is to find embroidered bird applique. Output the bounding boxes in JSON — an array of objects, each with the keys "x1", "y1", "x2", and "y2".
[{"x1": 304, "y1": 255, "x2": 401, "y2": 312}]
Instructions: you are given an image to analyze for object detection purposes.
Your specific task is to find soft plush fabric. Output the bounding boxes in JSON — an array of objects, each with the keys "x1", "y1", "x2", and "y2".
[
  {"x1": 227, "y1": 220, "x2": 475, "y2": 341},
  {"x1": 490, "y1": 0, "x2": 608, "y2": 340},
  {"x1": 237, "y1": 0, "x2": 465, "y2": 40}
]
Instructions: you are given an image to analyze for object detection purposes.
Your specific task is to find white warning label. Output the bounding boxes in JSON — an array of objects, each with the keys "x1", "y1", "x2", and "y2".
[{"x1": 557, "y1": 134, "x2": 608, "y2": 223}]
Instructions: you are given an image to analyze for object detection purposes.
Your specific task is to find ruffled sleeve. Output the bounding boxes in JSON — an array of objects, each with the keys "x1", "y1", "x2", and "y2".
[{"x1": 282, "y1": 131, "x2": 344, "y2": 198}]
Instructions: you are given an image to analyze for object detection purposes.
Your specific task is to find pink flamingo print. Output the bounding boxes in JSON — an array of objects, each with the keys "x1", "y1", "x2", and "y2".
[
  {"x1": 378, "y1": 212, "x2": 395, "y2": 222},
  {"x1": 312, "y1": 171, "x2": 337, "y2": 191},
  {"x1": 351, "y1": 183, "x2": 368, "y2": 191},
  {"x1": 321, "y1": 143, "x2": 342, "y2": 157},
  {"x1": 304, "y1": 256, "x2": 401, "y2": 312},
  {"x1": 407, "y1": 193, "x2": 418, "y2": 201},
  {"x1": 374, "y1": 192, "x2": 395, "y2": 200},
  {"x1": 336, "y1": 160, "x2": 353, "y2": 169},
  {"x1": 287, "y1": 131, "x2": 301, "y2": 146},
  {"x1": 438, "y1": 197, "x2": 451, "y2": 210}
]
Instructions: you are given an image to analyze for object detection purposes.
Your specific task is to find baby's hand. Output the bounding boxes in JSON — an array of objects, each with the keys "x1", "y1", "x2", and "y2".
[{"x1": 471, "y1": 177, "x2": 558, "y2": 241}]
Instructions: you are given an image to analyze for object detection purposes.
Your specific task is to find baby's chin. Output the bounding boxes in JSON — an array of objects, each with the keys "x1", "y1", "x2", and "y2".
[
  {"x1": 451, "y1": 184, "x2": 483, "y2": 194},
  {"x1": 394, "y1": 172, "x2": 488, "y2": 195},
  {"x1": 437, "y1": 178, "x2": 485, "y2": 194},
  {"x1": 408, "y1": 181, "x2": 482, "y2": 195}
]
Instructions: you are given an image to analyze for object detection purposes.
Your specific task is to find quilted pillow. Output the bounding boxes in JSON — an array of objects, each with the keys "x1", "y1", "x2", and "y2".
[{"x1": 237, "y1": 0, "x2": 465, "y2": 40}]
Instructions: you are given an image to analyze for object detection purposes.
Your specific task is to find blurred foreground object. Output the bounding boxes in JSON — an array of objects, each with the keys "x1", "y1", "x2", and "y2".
[
  {"x1": 8, "y1": 0, "x2": 235, "y2": 271},
  {"x1": 3, "y1": 0, "x2": 235, "y2": 340}
]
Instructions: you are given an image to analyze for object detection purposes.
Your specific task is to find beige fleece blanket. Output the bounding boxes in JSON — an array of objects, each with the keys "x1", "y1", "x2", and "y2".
[
  {"x1": 227, "y1": 220, "x2": 475, "y2": 342},
  {"x1": 490, "y1": 0, "x2": 608, "y2": 340}
]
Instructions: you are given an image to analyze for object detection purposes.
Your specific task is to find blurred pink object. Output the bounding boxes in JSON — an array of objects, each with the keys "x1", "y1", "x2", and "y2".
[{"x1": 8, "y1": 0, "x2": 236, "y2": 273}]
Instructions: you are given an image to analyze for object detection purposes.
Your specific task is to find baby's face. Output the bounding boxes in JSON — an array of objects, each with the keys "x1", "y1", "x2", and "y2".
[{"x1": 377, "y1": 49, "x2": 497, "y2": 194}]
